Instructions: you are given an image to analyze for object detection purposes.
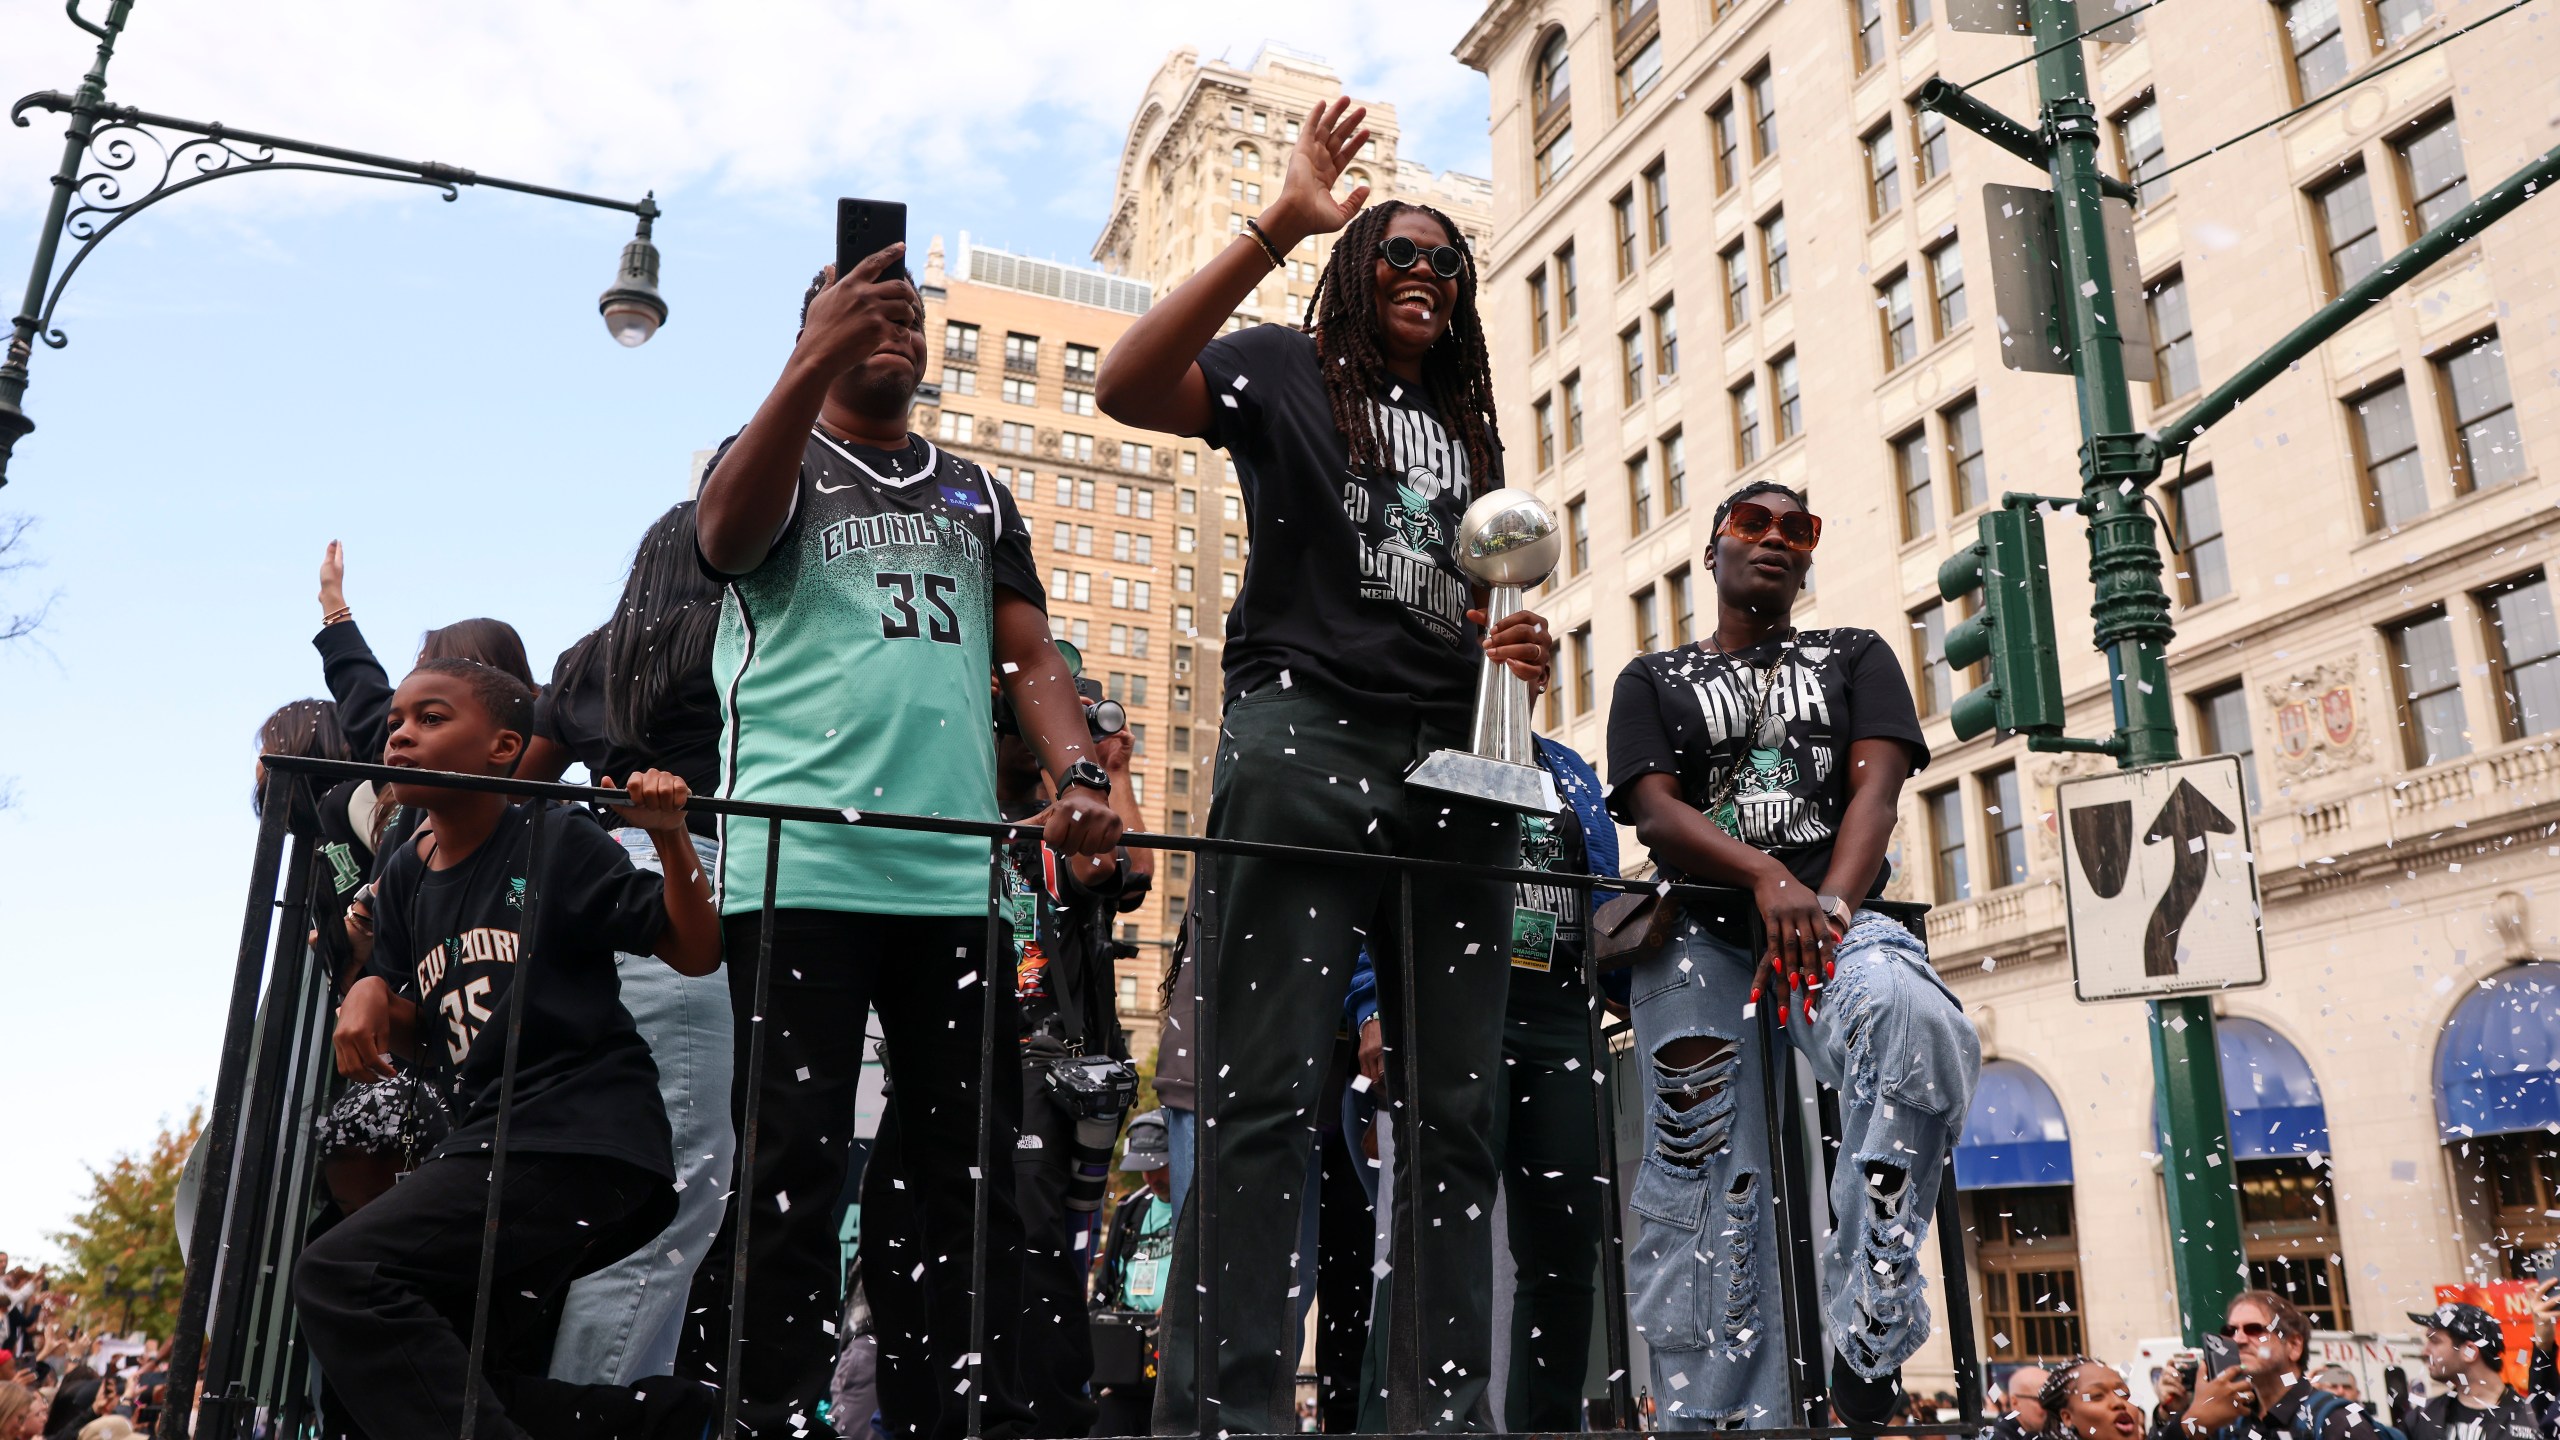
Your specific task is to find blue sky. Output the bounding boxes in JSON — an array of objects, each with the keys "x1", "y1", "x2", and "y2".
[{"x1": 0, "y1": 0, "x2": 1492, "y2": 1260}]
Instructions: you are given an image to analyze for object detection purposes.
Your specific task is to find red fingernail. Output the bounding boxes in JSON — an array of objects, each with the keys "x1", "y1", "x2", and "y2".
[
  {"x1": 1750, "y1": 987, "x2": 1761, "y2": 1004},
  {"x1": 1827, "y1": 961, "x2": 1836, "y2": 979},
  {"x1": 1778, "y1": 1004, "x2": 1789, "y2": 1025}
]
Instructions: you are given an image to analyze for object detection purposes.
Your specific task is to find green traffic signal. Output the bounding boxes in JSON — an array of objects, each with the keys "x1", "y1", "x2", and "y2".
[{"x1": 1934, "y1": 504, "x2": 2067, "y2": 741}]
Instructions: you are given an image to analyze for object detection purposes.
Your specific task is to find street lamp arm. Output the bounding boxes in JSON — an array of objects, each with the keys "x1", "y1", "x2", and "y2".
[{"x1": 2152, "y1": 139, "x2": 2560, "y2": 457}]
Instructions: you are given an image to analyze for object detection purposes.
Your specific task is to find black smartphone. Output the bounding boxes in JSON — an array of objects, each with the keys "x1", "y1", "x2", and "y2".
[
  {"x1": 836, "y1": 198, "x2": 907, "y2": 282},
  {"x1": 2201, "y1": 1333, "x2": 2242, "y2": 1380}
]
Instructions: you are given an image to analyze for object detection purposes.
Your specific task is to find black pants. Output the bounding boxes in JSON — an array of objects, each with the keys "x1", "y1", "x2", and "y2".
[
  {"x1": 1493, "y1": 957, "x2": 1605, "y2": 1430},
  {"x1": 293, "y1": 1150, "x2": 672, "y2": 1440},
  {"x1": 1014, "y1": 1066, "x2": 1101, "y2": 1437},
  {"x1": 680, "y1": 910, "x2": 1032, "y2": 1440},
  {"x1": 1152, "y1": 684, "x2": 1518, "y2": 1435}
]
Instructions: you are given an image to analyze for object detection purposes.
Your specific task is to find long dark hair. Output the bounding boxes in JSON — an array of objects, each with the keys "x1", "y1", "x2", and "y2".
[
  {"x1": 419, "y1": 618, "x2": 534, "y2": 688},
  {"x1": 1301, "y1": 201, "x2": 1503, "y2": 492},
  {"x1": 599, "y1": 501, "x2": 721, "y2": 754},
  {"x1": 253, "y1": 698, "x2": 350, "y2": 816}
]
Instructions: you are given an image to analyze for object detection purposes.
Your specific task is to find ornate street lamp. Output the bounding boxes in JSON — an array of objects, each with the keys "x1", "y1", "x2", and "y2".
[{"x1": 0, "y1": 0, "x2": 668, "y2": 486}]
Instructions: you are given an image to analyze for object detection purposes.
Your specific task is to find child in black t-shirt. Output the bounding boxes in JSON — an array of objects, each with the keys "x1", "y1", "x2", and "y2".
[{"x1": 291, "y1": 658, "x2": 722, "y2": 1440}]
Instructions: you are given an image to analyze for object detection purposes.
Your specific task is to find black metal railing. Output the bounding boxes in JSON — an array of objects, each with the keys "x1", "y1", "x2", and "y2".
[{"x1": 167, "y1": 753, "x2": 1986, "y2": 1440}]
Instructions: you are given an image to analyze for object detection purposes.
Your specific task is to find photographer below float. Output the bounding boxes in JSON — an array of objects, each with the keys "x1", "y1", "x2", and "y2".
[
  {"x1": 2180, "y1": 1291, "x2": 2381, "y2": 1440},
  {"x1": 997, "y1": 678, "x2": 1152, "y2": 1438}
]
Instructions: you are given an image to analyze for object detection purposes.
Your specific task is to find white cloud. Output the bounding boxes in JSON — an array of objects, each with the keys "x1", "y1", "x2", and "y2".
[{"x1": 2, "y1": 0, "x2": 1494, "y2": 226}]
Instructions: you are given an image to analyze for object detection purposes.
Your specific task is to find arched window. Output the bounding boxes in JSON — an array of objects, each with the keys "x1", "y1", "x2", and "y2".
[
  {"x1": 2438, "y1": 962, "x2": 2560, "y2": 1273},
  {"x1": 1533, "y1": 28, "x2": 1572, "y2": 117},
  {"x1": 1958, "y1": 1061, "x2": 2083, "y2": 1363}
]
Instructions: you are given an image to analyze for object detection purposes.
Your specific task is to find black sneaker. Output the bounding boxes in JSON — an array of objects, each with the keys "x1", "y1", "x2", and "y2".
[{"x1": 1829, "y1": 1355, "x2": 1904, "y2": 1435}]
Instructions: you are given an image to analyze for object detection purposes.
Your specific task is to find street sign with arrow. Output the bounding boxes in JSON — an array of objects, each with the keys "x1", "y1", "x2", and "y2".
[{"x1": 2057, "y1": 754, "x2": 2267, "y2": 1000}]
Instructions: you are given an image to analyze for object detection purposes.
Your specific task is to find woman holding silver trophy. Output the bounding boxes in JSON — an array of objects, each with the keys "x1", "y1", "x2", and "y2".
[{"x1": 1095, "y1": 94, "x2": 1561, "y2": 1434}]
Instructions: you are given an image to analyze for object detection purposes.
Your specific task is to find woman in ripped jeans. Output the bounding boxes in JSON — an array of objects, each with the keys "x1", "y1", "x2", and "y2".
[{"x1": 1605, "y1": 480, "x2": 1981, "y2": 1429}]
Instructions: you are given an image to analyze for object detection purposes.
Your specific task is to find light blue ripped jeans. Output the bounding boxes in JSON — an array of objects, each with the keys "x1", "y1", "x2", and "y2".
[
  {"x1": 548, "y1": 828, "x2": 736, "y2": 1386},
  {"x1": 1625, "y1": 911, "x2": 1979, "y2": 1428}
]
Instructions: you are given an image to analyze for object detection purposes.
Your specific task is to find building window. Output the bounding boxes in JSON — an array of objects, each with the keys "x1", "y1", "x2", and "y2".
[
  {"x1": 1633, "y1": 585, "x2": 1661, "y2": 653},
  {"x1": 1567, "y1": 497, "x2": 1591, "y2": 575},
  {"x1": 1865, "y1": 123, "x2": 1903, "y2": 219},
  {"x1": 1001, "y1": 376, "x2": 1036, "y2": 407},
  {"x1": 1914, "y1": 100, "x2": 1950, "y2": 183},
  {"x1": 1759, "y1": 212, "x2": 1790, "y2": 299},
  {"x1": 1661, "y1": 429, "x2": 1687, "y2": 511},
  {"x1": 1928, "y1": 784, "x2": 1971, "y2": 901},
  {"x1": 1535, "y1": 26, "x2": 1572, "y2": 118},
  {"x1": 1668, "y1": 565, "x2": 1696, "y2": 646},
  {"x1": 1555, "y1": 243, "x2": 1579, "y2": 330},
  {"x1": 1903, "y1": 0, "x2": 1934, "y2": 29},
  {"x1": 2375, "y1": 0, "x2": 2431, "y2": 45},
  {"x1": 1220, "y1": 572, "x2": 1238, "y2": 600},
  {"x1": 2116, "y1": 95, "x2": 2171, "y2": 205},
  {"x1": 1533, "y1": 397, "x2": 1556, "y2": 471},
  {"x1": 944, "y1": 321, "x2": 980, "y2": 361},
  {"x1": 2281, "y1": 0, "x2": 2350, "y2": 101},
  {"x1": 1617, "y1": 31, "x2": 1665, "y2": 112},
  {"x1": 1528, "y1": 270, "x2": 1551, "y2": 351},
  {"x1": 1746, "y1": 65, "x2": 1779, "y2": 160},
  {"x1": 1536, "y1": 126, "x2": 1576, "y2": 193},
  {"x1": 1894, "y1": 427, "x2": 1935, "y2": 540},
  {"x1": 1721, "y1": 241, "x2": 1753, "y2": 328},
  {"x1": 1732, "y1": 378, "x2": 1763, "y2": 465},
  {"x1": 1913, "y1": 602, "x2": 1954, "y2": 717},
  {"x1": 2312, "y1": 166, "x2": 2383, "y2": 294},
  {"x1": 2398, "y1": 109, "x2": 2470, "y2": 233},
  {"x1": 1709, "y1": 100, "x2": 1741, "y2": 193},
  {"x1": 2351, "y1": 379, "x2": 2428, "y2": 529},
  {"x1": 1973, "y1": 1189, "x2": 2085, "y2": 1362},
  {"x1": 2149, "y1": 270, "x2": 2199, "y2": 400},
  {"x1": 1612, "y1": 189, "x2": 1639, "y2": 279},
  {"x1": 1563, "y1": 372, "x2": 1585, "y2": 451},
  {"x1": 2168, "y1": 468, "x2": 2230, "y2": 605},
  {"x1": 2482, "y1": 573, "x2": 2560, "y2": 741},
  {"x1": 1063, "y1": 343, "x2": 1098, "y2": 384},
  {"x1": 1571, "y1": 625, "x2": 1596, "y2": 714},
  {"x1": 1620, "y1": 325, "x2": 1646, "y2": 404},
  {"x1": 937, "y1": 410, "x2": 975, "y2": 444},
  {"x1": 1944, "y1": 396, "x2": 1987, "y2": 513},
  {"x1": 2237, "y1": 1158, "x2": 2356, "y2": 1330},
  {"x1": 1004, "y1": 331, "x2": 1039, "y2": 373},
  {"x1": 943, "y1": 366, "x2": 977, "y2": 396},
  {"x1": 1628, "y1": 451, "x2": 1654, "y2": 534},
  {"x1": 1879, "y1": 270, "x2": 1918, "y2": 369},
  {"x1": 1074, "y1": 524, "x2": 1094, "y2": 556},
  {"x1": 2389, "y1": 608, "x2": 2470, "y2": 767},
  {"x1": 1061, "y1": 388, "x2": 1095, "y2": 417},
  {"x1": 1927, "y1": 236, "x2": 1968, "y2": 337},
  {"x1": 1070, "y1": 572, "x2": 1092, "y2": 603},
  {"x1": 1982, "y1": 766, "x2": 2027, "y2": 888},
  {"x1": 1772, "y1": 352, "x2": 1802, "y2": 443},
  {"x1": 2195, "y1": 682, "x2": 2262, "y2": 813},
  {"x1": 1853, "y1": 0, "x2": 1889, "y2": 70},
  {"x1": 2441, "y1": 332, "x2": 2523, "y2": 491},
  {"x1": 1653, "y1": 299, "x2": 1680, "y2": 383},
  {"x1": 1644, "y1": 160, "x2": 1672, "y2": 251}
]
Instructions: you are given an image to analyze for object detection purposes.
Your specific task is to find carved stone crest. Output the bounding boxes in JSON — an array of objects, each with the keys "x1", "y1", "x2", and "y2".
[{"x1": 2262, "y1": 657, "x2": 2376, "y2": 780}]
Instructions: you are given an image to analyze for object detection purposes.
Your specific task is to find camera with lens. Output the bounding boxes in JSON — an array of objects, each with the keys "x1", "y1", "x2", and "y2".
[
  {"x1": 1044, "y1": 1053, "x2": 1139, "y2": 1212},
  {"x1": 1074, "y1": 676, "x2": 1127, "y2": 742}
]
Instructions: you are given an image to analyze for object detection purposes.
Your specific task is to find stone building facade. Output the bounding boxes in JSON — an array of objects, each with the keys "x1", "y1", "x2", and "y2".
[{"x1": 1458, "y1": 0, "x2": 2560, "y2": 1388}]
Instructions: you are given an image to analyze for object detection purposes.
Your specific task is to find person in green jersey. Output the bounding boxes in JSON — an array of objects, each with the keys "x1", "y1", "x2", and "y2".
[{"x1": 683, "y1": 242, "x2": 1123, "y2": 1440}]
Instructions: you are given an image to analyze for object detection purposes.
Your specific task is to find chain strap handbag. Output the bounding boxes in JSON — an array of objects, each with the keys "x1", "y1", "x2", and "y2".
[{"x1": 1590, "y1": 648, "x2": 1788, "y2": 972}]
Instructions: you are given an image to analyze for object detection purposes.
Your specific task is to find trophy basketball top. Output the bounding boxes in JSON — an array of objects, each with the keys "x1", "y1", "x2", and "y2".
[{"x1": 1452, "y1": 489, "x2": 1561, "y2": 589}]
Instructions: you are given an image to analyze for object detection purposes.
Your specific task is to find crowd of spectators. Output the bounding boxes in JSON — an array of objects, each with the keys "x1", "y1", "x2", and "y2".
[{"x1": 0, "y1": 1257, "x2": 169, "y2": 1440}]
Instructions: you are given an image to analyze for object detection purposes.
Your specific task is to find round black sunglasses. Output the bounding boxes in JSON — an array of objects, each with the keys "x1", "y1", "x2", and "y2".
[{"x1": 1376, "y1": 235, "x2": 1466, "y2": 279}]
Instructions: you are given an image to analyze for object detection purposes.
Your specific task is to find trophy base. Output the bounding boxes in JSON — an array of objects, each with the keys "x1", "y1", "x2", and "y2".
[{"x1": 1405, "y1": 749, "x2": 1562, "y2": 814}]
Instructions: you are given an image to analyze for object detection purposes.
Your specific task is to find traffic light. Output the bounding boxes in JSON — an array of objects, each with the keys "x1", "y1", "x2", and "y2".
[{"x1": 1936, "y1": 504, "x2": 2067, "y2": 741}]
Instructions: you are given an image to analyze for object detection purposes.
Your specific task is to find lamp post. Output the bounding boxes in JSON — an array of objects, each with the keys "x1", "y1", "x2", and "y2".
[
  {"x1": 98, "y1": 1262, "x2": 167, "y2": 1334},
  {"x1": 0, "y1": 0, "x2": 668, "y2": 487}
]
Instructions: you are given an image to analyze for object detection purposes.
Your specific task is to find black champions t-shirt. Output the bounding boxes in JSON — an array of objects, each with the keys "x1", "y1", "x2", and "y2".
[
  {"x1": 1605, "y1": 630, "x2": 1928, "y2": 935},
  {"x1": 366, "y1": 802, "x2": 676, "y2": 1180},
  {"x1": 1194, "y1": 325, "x2": 1485, "y2": 727}
]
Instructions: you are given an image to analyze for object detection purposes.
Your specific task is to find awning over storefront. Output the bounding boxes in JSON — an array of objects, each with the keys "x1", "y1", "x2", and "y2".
[
  {"x1": 1956, "y1": 1060, "x2": 2073, "y2": 1190},
  {"x1": 2435, "y1": 961, "x2": 2560, "y2": 1142},
  {"x1": 2150, "y1": 1017, "x2": 2331, "y2": 1160}
]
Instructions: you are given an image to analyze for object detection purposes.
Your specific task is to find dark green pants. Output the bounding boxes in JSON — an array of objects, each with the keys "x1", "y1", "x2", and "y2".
[
  {"x1": 1152, "y1": 683, "x2": 1518, "y2": 1435},
  {"x1": 1360, "y1": 956, "x2": 1607, "y2": 1433}
]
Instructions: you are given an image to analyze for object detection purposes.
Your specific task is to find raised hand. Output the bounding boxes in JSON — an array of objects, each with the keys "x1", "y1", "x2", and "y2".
[
  {"x1": 793, "y1": 244, "x2": 922, "y2": 381},
  {"x1": 319, "y1": 540, "x2": 348, "y2": 618},
  {"x1": 1259, "y1": 94, "x2": 1373, "y2": 249}
]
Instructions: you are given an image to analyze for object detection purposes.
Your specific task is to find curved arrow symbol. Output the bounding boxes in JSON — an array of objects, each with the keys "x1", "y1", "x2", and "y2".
[{"x1": 2141, "y1": 778, "x2": 2235, "y2": 977}]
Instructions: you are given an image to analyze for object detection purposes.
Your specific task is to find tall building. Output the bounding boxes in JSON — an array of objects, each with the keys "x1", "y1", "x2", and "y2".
[
  {"x1": 910, "y1": 235, "x2": 1218, "y2": 1055},
  {"x1": 1460, "y1": 0, "x2": 2560, "y2": 1386}
]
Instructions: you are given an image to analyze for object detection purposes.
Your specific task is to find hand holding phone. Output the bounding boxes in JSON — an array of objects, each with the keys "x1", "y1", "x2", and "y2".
[{"x1": 836, "y1": 198, "x2": 908, "y2": 284}]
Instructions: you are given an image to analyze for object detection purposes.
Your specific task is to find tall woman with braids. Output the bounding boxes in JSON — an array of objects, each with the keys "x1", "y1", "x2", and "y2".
[{"x1": 1097, "y1": 95, "x2": 1556, "y2": 1434}]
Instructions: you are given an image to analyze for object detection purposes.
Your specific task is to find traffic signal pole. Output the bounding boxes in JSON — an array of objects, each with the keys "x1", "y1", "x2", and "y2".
[{"x1": 1937, "y1": 0, "x2": 2251, "y2": 1344}]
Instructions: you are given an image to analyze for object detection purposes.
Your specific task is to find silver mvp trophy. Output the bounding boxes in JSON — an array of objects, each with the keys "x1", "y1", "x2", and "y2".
[{"x1": 1406, "y1": 488, "x2": 1564, "y2": 814}]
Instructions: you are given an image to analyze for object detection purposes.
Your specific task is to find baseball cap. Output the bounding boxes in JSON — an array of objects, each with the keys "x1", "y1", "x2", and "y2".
[
  {"x1": 2408, "y1": 1303, "x2": 2504, "y2": 1360},
  {"x1": 1120, "y1": 1109, "x2": 1171, "y2": 1171}
]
